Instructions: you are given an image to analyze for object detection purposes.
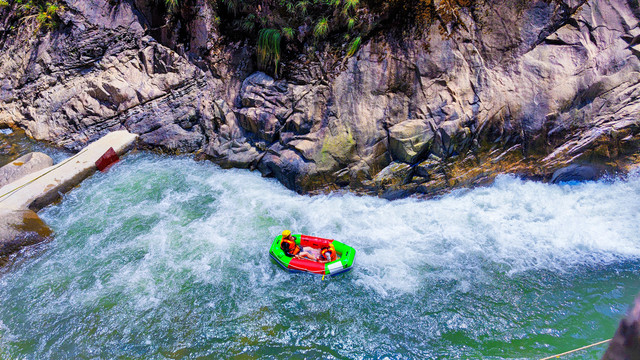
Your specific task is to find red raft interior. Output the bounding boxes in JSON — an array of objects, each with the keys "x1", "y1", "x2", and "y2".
[{"x1": 288, "y1": 235, "x2": 335, "y2": 273}]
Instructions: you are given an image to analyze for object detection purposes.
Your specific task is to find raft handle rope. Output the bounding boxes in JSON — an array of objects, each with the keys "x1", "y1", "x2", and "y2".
[{"x1": 539, "y1": 338, "x2": 610, "y2": 360}]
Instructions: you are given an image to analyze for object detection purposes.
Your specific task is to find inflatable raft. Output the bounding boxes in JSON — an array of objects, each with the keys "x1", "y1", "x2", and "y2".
[{"x1": 269, "y1": 234, "x2": 356, "y2": 276}]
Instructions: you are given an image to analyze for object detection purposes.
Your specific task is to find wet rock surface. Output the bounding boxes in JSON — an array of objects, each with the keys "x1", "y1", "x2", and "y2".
[
  {"x1": 602, "y1": 295, "x2": 640, "y2": 360},
  {"x1": 550, "y1": 164, "x2": 613, "y2": 184},
  {"x1": 0, "y1": 0, "x2": 639, "y2": 196},
  {"x1": 0, "y1": 209, "x2": 52, "y2": 258}
]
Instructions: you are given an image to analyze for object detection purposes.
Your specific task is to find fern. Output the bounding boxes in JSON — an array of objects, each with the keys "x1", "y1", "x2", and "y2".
[
  {"x1": 295, "y1": 0, "x2": 310, "y2": 15},
  {"x1": 283, "y1": 1, "x2": 295, "y2": 13},
  {"x1": 241, "y1": 14, "x2": 255, "y2": 32},
  {"x1": 222, "y1": 0, "x2": 238, "y2": 15},
  {"x1": 343, "y1": 0, "x2": 358, "y2": 14},
  {"x1": 164, "y1": 0, "x2": 178, "y2": 12},
  {"x1": 347, "y1": 17, "x2": 355, "y2": 31},
  {"x1": 346, "y1": 36, "x2": 360, "y2": 57},
  {"x1": 282, "y1": 27, "x2": 295, "y2": 40},
  {"x1": 257, "y1": 28, "x2": 282, "y2": 75},
  {"x1": 313, "y1": 17, "x2": 328, "y2": 38}
]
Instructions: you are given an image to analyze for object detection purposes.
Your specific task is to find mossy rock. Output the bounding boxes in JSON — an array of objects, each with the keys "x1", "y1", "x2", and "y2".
[
  {"x1": 315, "y1": 132, "x2": 356, "y2": 171},
  {"x1": 369, "y1": 161, "x2": 412, "y2": 189},
  {"x1": 0, "y1": 209, "x2": 52, "y2": 258}
]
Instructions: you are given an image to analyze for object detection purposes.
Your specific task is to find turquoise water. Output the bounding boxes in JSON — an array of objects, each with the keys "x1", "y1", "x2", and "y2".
[{"x1": 1, "y1": 152, "x2": 639, "y2": 359}]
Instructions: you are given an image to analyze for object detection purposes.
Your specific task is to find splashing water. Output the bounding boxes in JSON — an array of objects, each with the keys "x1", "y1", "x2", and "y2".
[{"x1": 1, "y1": 152, "x2": 639, "y2": 359}]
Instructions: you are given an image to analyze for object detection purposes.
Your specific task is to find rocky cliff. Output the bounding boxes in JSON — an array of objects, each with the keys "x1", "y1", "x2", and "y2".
[{"x1": 1, "y1": 0, "x2": 639, "y2": 197}]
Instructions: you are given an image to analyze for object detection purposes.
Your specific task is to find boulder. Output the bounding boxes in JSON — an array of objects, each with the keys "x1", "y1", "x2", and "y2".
[
  {"x1": 315, "y1": 132, "x2": 357, "y2": 171},
  {"x1": 206, "y1": 138, "x2": 260, "y2": 168},
  {"x1": 430, "y1": 120, "x2": 471, "y2": 159},
  {"x1": 550, "y1": 164, "x2": 606, "y2": 183},
  {"x1": 415, "y1": 156, "x2": 443, "y2": 178},
  {"x1": 257, "y1": 146, "x2": 312, "y2": 192},
  {"x1": 0, "y1": 152, "x2": 53, "y2": 188},
  {"x1": 0, "y1": 209, "x2": 52, "y2": 257},
  {"x1": 602, "y1": 294, "x2": 640, "y2": 360},
  {"x1": 388, "y1": 120, "x2": 435, "y2": 163},
  {"x1": 368, "y1": 161, "x2": 412, "y2": 189}
]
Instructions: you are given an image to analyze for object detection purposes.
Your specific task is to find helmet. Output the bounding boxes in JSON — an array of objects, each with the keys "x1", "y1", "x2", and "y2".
[{"x1": 282, "y1": 230, "x2": 291, "y2": 237}]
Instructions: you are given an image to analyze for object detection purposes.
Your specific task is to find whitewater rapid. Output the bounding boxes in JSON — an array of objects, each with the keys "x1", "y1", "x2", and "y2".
[{"x1": 1, "y1": 153, "x2": 639, "y2": 359}]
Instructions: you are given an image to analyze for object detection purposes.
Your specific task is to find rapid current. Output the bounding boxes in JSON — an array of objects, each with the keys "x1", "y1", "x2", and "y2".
[{"x1": 1, "y1": 151, "x2": 639, "y2": 359}]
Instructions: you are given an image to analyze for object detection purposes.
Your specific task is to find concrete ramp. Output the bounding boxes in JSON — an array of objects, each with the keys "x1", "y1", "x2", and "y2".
[{"x1": 0, "y1": 130, "x2": 138, "y2": 212}]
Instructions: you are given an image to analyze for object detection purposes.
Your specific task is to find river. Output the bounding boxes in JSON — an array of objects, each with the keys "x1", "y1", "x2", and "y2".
[{"x1": 1, "y1": 151, "x2": 639, "y2": 359}]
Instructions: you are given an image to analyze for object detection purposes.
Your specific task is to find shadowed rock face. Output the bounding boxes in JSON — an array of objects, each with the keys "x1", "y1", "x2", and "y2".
[{"x1": 0, "y1": 0, "x2": 639, "y2": 196}]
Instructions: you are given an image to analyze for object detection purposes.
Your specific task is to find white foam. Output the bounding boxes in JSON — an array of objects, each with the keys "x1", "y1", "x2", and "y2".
[{"x1": 32, "y1": 154, "x2": 640, "y2": 300}]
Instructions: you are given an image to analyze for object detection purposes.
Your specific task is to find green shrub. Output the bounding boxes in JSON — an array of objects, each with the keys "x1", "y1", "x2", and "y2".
[
  {"x1": 9, "y1": 0, "x2": 64, "y2": 31},
  {"x1": 212, "y1": 0, "x2": 475, "y2": 75}
]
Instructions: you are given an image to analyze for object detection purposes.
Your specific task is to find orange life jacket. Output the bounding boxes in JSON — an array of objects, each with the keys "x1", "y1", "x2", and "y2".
[
  {"x1": 281, "y1": 237, "x2": 300, "y2": 256},
  {"x1": 321, "y1": 247, "x2": 336, "y2": 262}
]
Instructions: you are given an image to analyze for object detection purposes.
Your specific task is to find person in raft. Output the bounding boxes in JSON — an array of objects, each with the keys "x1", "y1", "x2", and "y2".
[
  {"x1": 280, "y1": 230, "x2": 319, "y2": 261},
  {"x1": 320, "y1": 244, "x2": 337, "y2": 262}
]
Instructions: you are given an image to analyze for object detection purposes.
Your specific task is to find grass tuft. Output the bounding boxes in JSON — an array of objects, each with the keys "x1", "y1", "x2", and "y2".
[
  {"x1": 282, "y1": 27, "x2": 295, "y2": 40},
  {"x1": 346, "y1": 36, "x2": 360, "y2": 57},
  {"x1": 314, "y1": 17, "x2": 328, "y2": 38},
  {"x1": 343, "y1": 0, "x2": 358, "y2": 14},
  {"x1": 164, "y1": 0, "x2": 178, "y2": 12},
  {"x1": 257, "y1": 28, "x2": 282, "y2": 75}
]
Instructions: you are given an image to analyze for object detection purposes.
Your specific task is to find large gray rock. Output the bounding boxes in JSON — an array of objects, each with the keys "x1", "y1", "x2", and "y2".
[
  {"x1": 388, "y1": 120, "x2": 435, "y2": 163},
  {"x1": 0, "y1": 152, "x2": 53, "y2": 188},
  {"x1": 0, "y1": 209, "x2": 52, "y2": 258},
  {"x1": 602, "y1": 294, "x2": 640, "y2": 360},
  {"x1": 366, "y1": 161, "x2": 412, "y2": 190},
  {"x1": 550, "y1": 164, "x2": 607, "y2": 183}
]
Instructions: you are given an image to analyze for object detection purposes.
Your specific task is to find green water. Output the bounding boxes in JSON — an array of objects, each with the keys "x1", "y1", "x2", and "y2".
[{"x1": 0, "y1": 153, "x2": 639, "y2": 359}]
